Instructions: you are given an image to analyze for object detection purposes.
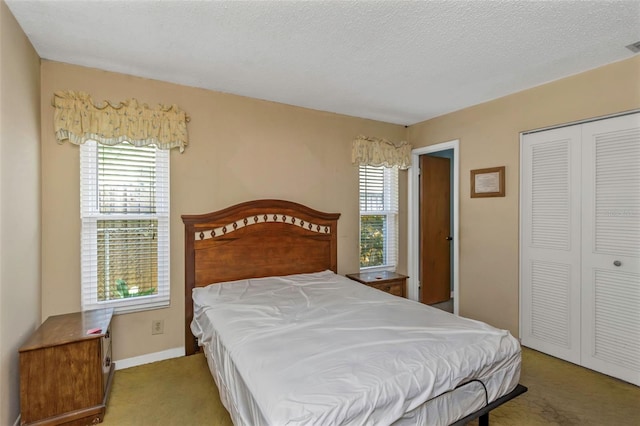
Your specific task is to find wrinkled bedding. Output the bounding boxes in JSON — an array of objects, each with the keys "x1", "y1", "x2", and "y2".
[{"x1": 192, "y1": 270, "x2": 521, "y2": 426}]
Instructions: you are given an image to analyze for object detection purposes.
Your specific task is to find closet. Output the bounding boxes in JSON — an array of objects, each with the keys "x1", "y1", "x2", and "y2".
[{"x1": 520, "y1": 112, "x2": 639, "y2": 386}]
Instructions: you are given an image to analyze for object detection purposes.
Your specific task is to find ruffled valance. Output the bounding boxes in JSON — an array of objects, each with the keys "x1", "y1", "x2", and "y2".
[
  {"x1": 351, "y1": 135, "x2": 412, "y2": 169},
  {"x1": 53, "y1": 91, "x2": 189, "y2": 152}
]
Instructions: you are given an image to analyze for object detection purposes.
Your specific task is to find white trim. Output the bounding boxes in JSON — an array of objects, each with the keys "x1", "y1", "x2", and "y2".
[
  {"x1": 519, "y1": 132, "x2": 525, "y2": 340},
  {"x1": 358, "y1": 165, "x2": 399, "y2": 270},
  {"x1": 360, "y1": 265, "x2": 395, "y2": 273},
  {"x1": 13, "y1": 415, "x2": 20, "y2": 426},
  {"x1": 80, "y1": 141, "x2": 171, "y2": 314},
  {"x1": 408, "y1": 140, "x2": 460, "y2": 316},
  {"x1": 115, "y1": 346, "x2": 184, "y2": 370},
  {"x1": 521, "y1": 108, "x2": 639, "y2": 135}
]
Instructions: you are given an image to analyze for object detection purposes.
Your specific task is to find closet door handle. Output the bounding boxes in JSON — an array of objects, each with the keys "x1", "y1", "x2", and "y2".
[{"x1": 613, "y1": 260, "x2": 622, "y2": 267}]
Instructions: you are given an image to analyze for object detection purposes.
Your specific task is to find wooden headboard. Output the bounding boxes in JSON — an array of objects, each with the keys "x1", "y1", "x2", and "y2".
[{"x1": 182, "y1": 199, "x2": 341, "y2": 355}]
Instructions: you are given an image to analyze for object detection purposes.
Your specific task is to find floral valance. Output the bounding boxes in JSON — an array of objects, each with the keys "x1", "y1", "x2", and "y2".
[
  {"x1": 53, "y1": 91, "x2": 189, "y2": 152},
  {"x1": 351, "y1": 135, "x2": 412, "y2": 169}
]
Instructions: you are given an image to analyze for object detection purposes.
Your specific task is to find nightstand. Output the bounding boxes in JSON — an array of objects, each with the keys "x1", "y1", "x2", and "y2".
[
  {"x1": 19, "y1": 308, "x2": 114, "y2": 425},
  {"x1": 346, "y1": 271, "x2": 408, "y2": 298}
]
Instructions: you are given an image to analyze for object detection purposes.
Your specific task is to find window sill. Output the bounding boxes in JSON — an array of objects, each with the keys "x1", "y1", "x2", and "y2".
[
  {"x1": 360, "y1": 265, "x2": 396, "y2": 273},
  {"x1": 84, "y1": 297, "x2": 169, "y2": 315}
]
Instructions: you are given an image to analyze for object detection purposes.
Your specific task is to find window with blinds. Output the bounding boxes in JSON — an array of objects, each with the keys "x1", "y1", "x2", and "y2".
[
  {"x1": 359, "y1": 165, "x2": 398, "y2": 270},
  {"x1": 80, "y1": 140, "x2": 170, "y2": 313}
]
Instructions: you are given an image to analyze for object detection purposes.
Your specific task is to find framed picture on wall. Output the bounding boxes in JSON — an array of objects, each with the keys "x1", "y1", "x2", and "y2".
[{"x1": 470, "y1": 166, "x2": 505, "y2": 198}]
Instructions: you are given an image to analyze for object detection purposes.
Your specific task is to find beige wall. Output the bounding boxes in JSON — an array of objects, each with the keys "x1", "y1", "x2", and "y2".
[
  {"x1": 0, "y1": 1, "x2": 42, "y2": 423},
  {"x1": 407, "y1": 56, "x2": 640, "y2": 336},
  {"x1": 40, "y1": 60, "x2": 406, "y2": 361}
]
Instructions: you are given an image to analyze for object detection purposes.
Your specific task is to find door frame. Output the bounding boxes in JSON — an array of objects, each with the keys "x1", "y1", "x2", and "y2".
[{"x1": 408, "y1": 140, "x2": 460, "y2": 315}]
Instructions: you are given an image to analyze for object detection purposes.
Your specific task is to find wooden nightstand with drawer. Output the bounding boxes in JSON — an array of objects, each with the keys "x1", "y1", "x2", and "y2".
[
  {"x1": 346, "y1": 271, "x2": 408, "y2": 298},
  {"x1": 19, "y1": 308, "x2": 115, "y2": 425}
]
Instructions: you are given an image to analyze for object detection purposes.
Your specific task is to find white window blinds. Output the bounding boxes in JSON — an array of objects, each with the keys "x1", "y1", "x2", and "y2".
[
  {"x1": 81, "y1": 140, "x2": 170, "y2": 313},
  {"x1": 359, "y1": 165, "x2": 398, "y2": 270}
]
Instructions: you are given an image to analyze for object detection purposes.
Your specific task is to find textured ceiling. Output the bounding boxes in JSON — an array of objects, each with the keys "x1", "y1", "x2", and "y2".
[{"x1": 7, "y1": 0, "x2": 640, "y2": 125}]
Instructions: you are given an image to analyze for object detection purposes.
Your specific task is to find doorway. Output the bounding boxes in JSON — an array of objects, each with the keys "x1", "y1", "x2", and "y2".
[
  {"x1": 420, "y1": 152, "x2": 453, "y2": 310},
  {"x1": 408, "y1": 140, "x2": 459, "y2": 315}
]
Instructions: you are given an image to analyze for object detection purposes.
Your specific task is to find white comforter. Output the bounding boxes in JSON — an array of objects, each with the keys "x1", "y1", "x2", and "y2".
[{"x1": 192, "y1": 271, "x2": 521, "y2": 426}]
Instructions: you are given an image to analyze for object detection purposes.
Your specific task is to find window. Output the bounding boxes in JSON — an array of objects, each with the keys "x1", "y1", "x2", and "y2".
[
  {"x1": 81, "y1": 141, "x2": 169, "y2": 313},
  {"x1": 359, "y1": 165, "x2": 398, "y2": 270}
]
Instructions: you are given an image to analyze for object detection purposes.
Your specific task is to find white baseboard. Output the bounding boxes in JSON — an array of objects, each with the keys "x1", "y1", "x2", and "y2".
[
  {"x1": 13, "y1": 414, "x2": 20, "y2": 426},
  {"x1": 115, "y1": 346, "x2": 184, "y2": 370}
]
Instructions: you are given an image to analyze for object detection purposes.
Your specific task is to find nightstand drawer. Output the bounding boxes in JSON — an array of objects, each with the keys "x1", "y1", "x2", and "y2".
[
  {"x1": 346, "y1": 272, "x2": 408, "y2": 298},
  {"x1": 368, "y1": 280, "x2": 404, "y2": 297}
]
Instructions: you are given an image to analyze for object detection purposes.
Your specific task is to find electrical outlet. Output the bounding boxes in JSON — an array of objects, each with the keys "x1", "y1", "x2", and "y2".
[{"x1": 152, "y1": 319, "x2": 164, "y2": 335}]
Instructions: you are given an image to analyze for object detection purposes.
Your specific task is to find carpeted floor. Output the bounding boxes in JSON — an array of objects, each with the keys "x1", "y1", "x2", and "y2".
[
  {"x1": 103, "y1": 353, "x2": 232, "y2": 426},
  {"x1": 103, "y1": 347, "x2": 640, "y2": 425}
]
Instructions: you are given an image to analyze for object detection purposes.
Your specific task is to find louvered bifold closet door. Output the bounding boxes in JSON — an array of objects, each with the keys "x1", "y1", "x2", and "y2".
[
  {"x1": 581, "y1": 113, "x2": 640, "y2": 386},
  {"x1": 520, "y1": 126, "x2": 582, "y2": 364}
]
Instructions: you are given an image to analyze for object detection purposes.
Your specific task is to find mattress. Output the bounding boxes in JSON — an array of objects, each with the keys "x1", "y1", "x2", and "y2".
[{"x1": 191, "y1": 271, "x2": 521, "y2": 426}]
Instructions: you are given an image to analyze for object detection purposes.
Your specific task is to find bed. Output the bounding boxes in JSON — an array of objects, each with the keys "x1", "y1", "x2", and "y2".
[{"x1": 182, "y1": 199, "x2": 526, "y2": 426}]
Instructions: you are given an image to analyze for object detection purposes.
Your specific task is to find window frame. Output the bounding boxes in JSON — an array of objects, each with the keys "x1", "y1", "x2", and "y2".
[
  {"x1": 358, "y1": 165, "x2": 398, "y2": 271},
  {"x1": 80, "y1": 140, "x2": 170, "y2": 314}
]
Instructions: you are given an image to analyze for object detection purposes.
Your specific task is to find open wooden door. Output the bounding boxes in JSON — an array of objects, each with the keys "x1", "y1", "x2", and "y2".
[{"x1": 420, "y1": 155, "x2": 451, "y2": 304}]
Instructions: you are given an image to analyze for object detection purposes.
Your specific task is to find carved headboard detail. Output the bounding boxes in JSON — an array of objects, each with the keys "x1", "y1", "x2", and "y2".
[{"x1": 192, "y1": 213, "x2": 332, "y2": 241}]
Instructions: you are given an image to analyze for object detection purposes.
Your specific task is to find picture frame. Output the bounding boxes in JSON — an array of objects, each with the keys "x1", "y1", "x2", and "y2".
[{"x1": 470, "y1": 166, "x2": 505, "y2": 198}]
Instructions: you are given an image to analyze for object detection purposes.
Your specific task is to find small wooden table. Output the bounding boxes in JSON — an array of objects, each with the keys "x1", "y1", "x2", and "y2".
[
  {"x1": 346, "y1": 271, "x2": 408, "y2": 298},
  {"x1": 19, "y1": 308, "x2": 114, "y2": 425}
]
